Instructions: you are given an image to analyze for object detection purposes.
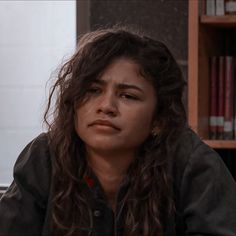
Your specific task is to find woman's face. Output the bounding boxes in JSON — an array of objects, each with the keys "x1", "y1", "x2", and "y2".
[{"x1": 75, "y1": 58, "x2": 157, "y2": 155}]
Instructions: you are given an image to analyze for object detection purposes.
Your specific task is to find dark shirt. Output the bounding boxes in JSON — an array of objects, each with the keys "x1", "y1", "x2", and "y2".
[{"x1": 0, "y1": 128, "x2": 236, "y2": 235}]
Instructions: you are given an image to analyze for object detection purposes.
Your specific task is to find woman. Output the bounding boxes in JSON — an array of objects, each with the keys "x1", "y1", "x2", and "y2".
[{"x1": 0, "y1": 27, "x2": 236, "y2": 236}]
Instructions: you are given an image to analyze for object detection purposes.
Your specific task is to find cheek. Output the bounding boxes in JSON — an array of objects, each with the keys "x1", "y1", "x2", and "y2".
[
  {"x1": 127, "y1": 111, "x2": 154, "y2": 139},
  {"x1": 134, "y1": 105, "x2": 155, "y2": 128},
  {"x1": 76, "y1": 103, "x2": 91, "y2": 122},
  {"x1": 75, "y1": 107, "x2": 87, "y2": 134},
  {"x1": 138, "y1": 116, "x2": 153, "y2": 134},
  {"x1": 75, "y1": 103, "x2": 96, "y2": 136}
]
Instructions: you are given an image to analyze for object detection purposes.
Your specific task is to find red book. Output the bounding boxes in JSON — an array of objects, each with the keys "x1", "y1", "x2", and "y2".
[
  {"x1": 224, "y1": 56, "x2": 234, "y2": 139},
  {"x1": 218, "y1": 56, "x2": 225, "y2": 139},
  {"x1": 209, "y1": 56, "x2": 218, "y2": 139}
]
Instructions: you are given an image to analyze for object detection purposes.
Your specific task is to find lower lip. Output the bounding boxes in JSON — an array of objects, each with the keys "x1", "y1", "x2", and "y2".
[{"x1": 90, "y1": 124, "x2": 119, "y2": 132}]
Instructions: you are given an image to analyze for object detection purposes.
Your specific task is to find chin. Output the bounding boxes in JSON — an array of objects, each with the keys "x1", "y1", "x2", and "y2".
[{"x1": 89, "y1": 142, "x2": 120, "y2": 152}]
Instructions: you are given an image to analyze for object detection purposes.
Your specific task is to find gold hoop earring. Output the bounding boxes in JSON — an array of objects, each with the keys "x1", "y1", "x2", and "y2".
[{"x1": 151, "y1": 129, "x2": 158, "y2": 137}]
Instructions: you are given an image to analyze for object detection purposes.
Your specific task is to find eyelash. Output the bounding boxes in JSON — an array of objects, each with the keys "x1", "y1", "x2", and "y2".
[
  {"x1": 86, "y1": 87, "x2": 101, "y2": 94},
  {"x1": 86, "y1": 87, "x2": 139, "y2": 100},
  {"x1": 120, "y1": 93, "x2": 138, "y2": 100}
]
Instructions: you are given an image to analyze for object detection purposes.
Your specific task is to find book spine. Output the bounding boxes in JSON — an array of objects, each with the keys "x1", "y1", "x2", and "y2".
[
  {"x1": 225, "y1": 0, "x2": 236, "y2": 14},
  {"x1": 216, "y1": 0, "x2": 225, "y2": 15},
  {"x1": 209, "y1": 56, "x2": 218, "y2": 139},
  {"x1": 206, "y1": 0, "x2": 216, "y2": 15},
  {"x1": 218, "y1": 56, "x2": 225, "y2": 139},
  {"x1": 224, "y1": 56, "x2": 234, "y2": 139}
]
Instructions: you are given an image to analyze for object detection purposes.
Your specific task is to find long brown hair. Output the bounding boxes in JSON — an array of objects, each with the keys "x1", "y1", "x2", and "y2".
[{"x1": 44, "y1": 26, "x2": 187, "y2": 236}]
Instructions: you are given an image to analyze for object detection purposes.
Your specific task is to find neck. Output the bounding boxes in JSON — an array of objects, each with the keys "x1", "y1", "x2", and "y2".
[{"x1": 86, "y1": 148, "x2": 135, "y2": 210}]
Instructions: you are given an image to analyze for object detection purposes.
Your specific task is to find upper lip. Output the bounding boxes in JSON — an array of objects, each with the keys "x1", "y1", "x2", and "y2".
[{"x1": 89, "y1": 119, "x2": 120, "y2": 130}]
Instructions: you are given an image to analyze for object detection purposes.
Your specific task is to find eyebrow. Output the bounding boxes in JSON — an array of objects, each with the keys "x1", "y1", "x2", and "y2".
[
  {"x1": 93, "y1": 79, "x2": 144, "y2": 93},
  {"x1": 117, "y1": 83, "x2": 144, "y2": 93}
]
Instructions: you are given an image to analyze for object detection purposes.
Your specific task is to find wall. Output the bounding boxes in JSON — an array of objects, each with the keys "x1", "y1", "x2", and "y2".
[
  {"x1": 0, "y1": 1, "x2": 76, "y2": 184},
  {"x1": 78, "y1": 0, "x2": 188, "y2": 106},
  {"x1": 89, "y1": 0, "x2": 188, "y2": 66}
]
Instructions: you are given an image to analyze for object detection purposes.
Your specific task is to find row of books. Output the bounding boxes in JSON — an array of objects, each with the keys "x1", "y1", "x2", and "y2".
[
  {"x1": 209, "y1": 56, "x2": 235, "y2": 140},
  {"x1": 206, "y1": 0, "x2": 236, "y2": 16}
]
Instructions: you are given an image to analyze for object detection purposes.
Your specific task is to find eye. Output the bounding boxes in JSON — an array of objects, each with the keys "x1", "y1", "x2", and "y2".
[
  {"x1": 120, "y1": 93, "x2": 139, "y2": 100},
  {"x1": 86, "y1": 86, "x2": 102, "y2": 95}
]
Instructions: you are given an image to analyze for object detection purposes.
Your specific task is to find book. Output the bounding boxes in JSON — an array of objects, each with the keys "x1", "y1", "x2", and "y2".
[
  {"x1": 225, "y1": 0, "x2": 236, "y2": 14},
  {"x1": 216, "y1": 0, "x2": 225, "y2": 15},
  {"x1": 218, "y1": 56, "x2": 225, "y2": 139},
  {"x1": 206, "y1": 0, "x2": 216, "y2": 15},
  {"x1": 209, "y1": 56, "x2": 218, "y2": 139},
  {"x1": 224, "y1": 56, "x2": 234, "y2": 139}
]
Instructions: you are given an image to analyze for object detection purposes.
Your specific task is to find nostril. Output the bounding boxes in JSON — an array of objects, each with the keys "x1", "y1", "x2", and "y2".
[
  {"x1": 97, "y1": 107, "x2": 117, "y2": 117},
  {"x1": 97, "y1": 98, "x2": 118, "y2": 116}
]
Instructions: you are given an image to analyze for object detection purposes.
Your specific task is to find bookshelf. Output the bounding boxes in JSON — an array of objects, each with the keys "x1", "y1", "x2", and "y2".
[
  {"x1": 201, "y1": 15, "x2": 236, "y2": 26},
  {"x1": 188, "y1": 1, "x2": 236, "y2": 149},
  {"x1": 205, "y1": 140, "x2": 236, "y2": 149}
]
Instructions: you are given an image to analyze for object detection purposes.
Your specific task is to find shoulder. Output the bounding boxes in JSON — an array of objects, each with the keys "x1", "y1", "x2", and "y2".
[
  {"x1": 175, "y1": 128, "x2": 231, "y2": 184},
  {"x1": 172, "y1": 129, "x2": 236, "y2": 235},
  {"x1": 171, "y1": 127, "x2": 222, "y2": 191},
  {"x1": 172, "y1": 127, "x2": 235, "y2": 197},
  {"x1": 14, "y1": 133, "x2": 51, "y2": 174},
  {"x1": 173, "y1": 127, "x2": 217, "y2": 166},
  {"x1": 174, "y1": 127, "x2": 204, "y2": 155},
  {"x1": 171, "y1": 128, "x2": 201, "y2": 170},
  {"x1": 13, "y1": 133, "x2": 52, "y2": 201}
]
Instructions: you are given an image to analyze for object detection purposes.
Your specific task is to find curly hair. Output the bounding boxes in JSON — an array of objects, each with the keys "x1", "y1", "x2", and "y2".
[{"x1": 44, "y1": 26, "x2": 187, "y2": 236}]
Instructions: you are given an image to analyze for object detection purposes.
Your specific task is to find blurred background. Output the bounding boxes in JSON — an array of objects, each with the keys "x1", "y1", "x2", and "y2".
[{"x1": 0, "y1": 0, "x2": 188, "y2": 185}]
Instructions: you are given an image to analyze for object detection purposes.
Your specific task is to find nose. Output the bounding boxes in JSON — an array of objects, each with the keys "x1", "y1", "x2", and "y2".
[{"x1": 97, "y1": 92, "x2": 118, "y2": 117}]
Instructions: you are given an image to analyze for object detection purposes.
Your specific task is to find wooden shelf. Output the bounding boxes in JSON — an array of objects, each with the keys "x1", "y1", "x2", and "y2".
[
  {"x1": 204, "y1": 140, "x2": 236, "y2": 149},
  {"x1": 188, "y1": 1, "x2": 236, "y2": 150},
  {"x1": 201, "y1": 15, "x2": 236, "y2": 27}
]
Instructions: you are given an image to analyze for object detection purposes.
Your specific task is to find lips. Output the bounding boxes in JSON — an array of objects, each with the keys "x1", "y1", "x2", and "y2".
[{"x1": 89, "y1": 119, "x2": 120, "y2": 131}]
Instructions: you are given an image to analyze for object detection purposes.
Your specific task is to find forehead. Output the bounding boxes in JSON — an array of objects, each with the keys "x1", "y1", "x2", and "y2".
[{"x1": 98, "y1": 58, "x2": 147, "y2": 85}]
